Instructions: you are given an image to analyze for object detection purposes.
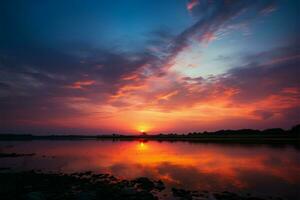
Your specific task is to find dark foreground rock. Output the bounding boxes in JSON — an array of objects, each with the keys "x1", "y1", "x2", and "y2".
[
  {"x1": 0, "y1": 171, "x2": 285, "y2": 200},
  {"x1": 0, "y1": 171, "x2": 163, "y2": 200},
  {"x1": 172, "y1": 188, "x2": 285, "y2": 200}
]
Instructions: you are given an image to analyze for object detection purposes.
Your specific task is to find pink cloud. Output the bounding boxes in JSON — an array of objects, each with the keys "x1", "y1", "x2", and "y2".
[
  {"x1": 67, "y1": 80, "x2": 95, "y2": 89},
  {"x1": 187, "y1": 0, "x2": 199, "y2": 11},
  {"x1": 197, "y1": 31, "x2": 217, "y2": 44}
]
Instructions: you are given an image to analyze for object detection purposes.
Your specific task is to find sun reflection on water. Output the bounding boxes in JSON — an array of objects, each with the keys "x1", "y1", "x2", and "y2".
[{"x1": 137, "y1": 141, "x2": 148, "y2": 151}]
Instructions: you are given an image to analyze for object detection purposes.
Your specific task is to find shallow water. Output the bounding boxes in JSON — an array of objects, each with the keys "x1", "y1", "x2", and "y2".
[{"x1": 0, "y1": 140, "x2": 299, "y2": 199}]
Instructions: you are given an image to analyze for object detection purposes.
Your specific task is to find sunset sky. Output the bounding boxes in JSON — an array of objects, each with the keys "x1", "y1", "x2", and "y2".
[{"x1": 0, "y1": 0, "x2": 299, "y2": 134}]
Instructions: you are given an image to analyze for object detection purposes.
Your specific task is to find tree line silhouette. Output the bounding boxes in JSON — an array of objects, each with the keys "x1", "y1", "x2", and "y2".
[{"x1": 0, "y1": 124, "x2": 299, "y2": 141}]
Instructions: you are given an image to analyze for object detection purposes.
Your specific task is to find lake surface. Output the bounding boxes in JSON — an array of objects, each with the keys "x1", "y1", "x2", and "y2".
[{"x1": 0, "y1": 140, "x2": 300, "y2": 199}]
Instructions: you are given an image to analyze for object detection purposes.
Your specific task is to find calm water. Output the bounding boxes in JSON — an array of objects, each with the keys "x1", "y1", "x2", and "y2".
[{"x1": 0, "y1": 140, "x2": 300, "y2": 199}]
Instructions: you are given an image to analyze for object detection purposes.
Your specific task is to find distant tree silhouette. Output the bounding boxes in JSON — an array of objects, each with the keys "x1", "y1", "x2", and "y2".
[
  {"x1": 141, "y1": 131, "x2": 147, "y2": 136},
  {"x1": 290, "y1": 124, "x2": 300, "y2": 134},
  {"x1": 1, "y1": 124, "x2": 300, "y2": 141},
  {"x1": 262, "y1": 128, "x2": 285, "y2": 135}
]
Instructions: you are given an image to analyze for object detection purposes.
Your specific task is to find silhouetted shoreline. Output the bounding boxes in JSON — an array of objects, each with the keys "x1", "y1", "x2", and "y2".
[{"x1": 1, "y1": 124, "x2": 299, "y2": 143}]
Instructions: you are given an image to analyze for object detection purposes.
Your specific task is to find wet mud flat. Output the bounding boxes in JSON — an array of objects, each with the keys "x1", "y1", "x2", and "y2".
[{"x1": 0, "y1": 170, "x2": 286, "y2": 200}]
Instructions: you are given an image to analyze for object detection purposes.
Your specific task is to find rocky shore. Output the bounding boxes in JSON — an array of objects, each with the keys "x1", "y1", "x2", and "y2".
[{"x1": 0, "y1": 171, "x2": 285, "y2": 200}]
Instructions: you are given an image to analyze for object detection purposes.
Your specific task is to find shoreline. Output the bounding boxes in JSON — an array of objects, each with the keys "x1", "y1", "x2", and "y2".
[
  {"x1": 0, "y1": 135, "x2": 299, "y2": 144},
  {"x1": 0, "y1": 170, "x2": 287, "y2": 200},
  {"x1": 1, "y1": 124, "x2": 299, "y2": 143}
]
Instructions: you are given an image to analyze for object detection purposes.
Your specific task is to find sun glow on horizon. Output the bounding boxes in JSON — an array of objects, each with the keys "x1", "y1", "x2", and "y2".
[{"x1": 137, "y1": 124, "x2": 151, "y2": 134}]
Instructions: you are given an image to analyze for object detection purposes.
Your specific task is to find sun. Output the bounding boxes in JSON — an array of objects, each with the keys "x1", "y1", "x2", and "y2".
[{"x1": 136, "y1": 124, "x2": 150, "y2": 134}]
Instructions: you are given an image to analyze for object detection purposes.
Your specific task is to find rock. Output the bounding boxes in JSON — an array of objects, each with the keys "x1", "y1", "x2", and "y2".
[
  {"x1": 133, "y1": 177, "x2": 155, "y2": 191},
  {"x1": 172, "y1": 188, "x2": 193, "y2": 200},
  {"x1": 121, "y1": 187, "x2": 138, "y2": 196},
  {"x1": 214, "y1": 191, "x2": 258, "y2": 200},
  {"x1": 0, "y1": 171, "x2": 276, "y2": 200},
  {"x1": 154, "y1": 180, "x2": 165, "y2": 191},
  {"x1": 83, "y1": 171, "x2": 92, "y2": 176},
  {"x1": 76, "y1": 191, "x2": 96, "y2": 200},
  {"x1": 135, "y1": 191, "x2": 158, "y2": 200},
  {"x1": 24, "y1": 192, "x2": 45, "y2": 200}
]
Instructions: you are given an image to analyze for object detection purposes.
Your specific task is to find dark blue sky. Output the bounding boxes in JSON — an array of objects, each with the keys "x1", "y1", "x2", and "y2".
[
  {"x1": 0, "y1": 0, "x2": 299, "y2": 134},
  {"x1": 1, "y1": 0, "x2": 191, "y2": 51}
]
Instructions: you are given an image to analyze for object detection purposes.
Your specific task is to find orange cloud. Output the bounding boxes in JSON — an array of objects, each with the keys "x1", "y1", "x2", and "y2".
[{"x1": 156, "y1": 90, "x2": 179, "y2": 101}]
